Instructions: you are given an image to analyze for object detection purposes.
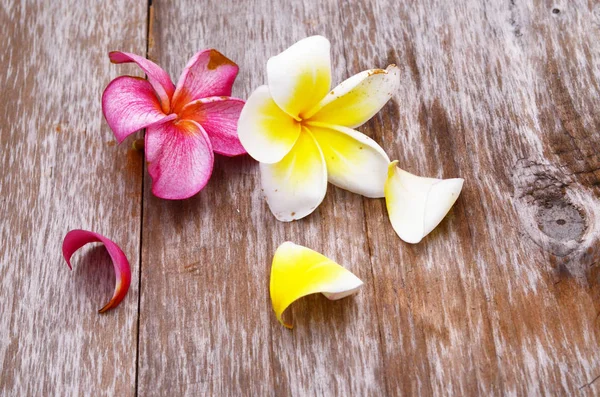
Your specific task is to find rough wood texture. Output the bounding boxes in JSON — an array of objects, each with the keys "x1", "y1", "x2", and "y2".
[
  {"x1": 352, "y1": 0, "x2": 600, "y2": 395},
  {"x1": 0, "y1": 1, "x2": 146, "y2": 396},
  {"x1": 139, "y1": 1, "x2": 384, "y2": 395},
  {"x1": 1, "y1": 0, "x2": 599, "y2": 396}
]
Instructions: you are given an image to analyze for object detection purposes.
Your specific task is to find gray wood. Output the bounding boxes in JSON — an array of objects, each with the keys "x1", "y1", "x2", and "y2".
[
  {"x1": 138, "y1": 1, "x2": 385, "y2": 395},
  {"x1": 2, "y1": 0, "x2": 600, "y2": 395},
  {"x1": 0, "y1": 1, "x2": 146, "y2": 396},
  {"x1": 349, "y1": 0, "x2": 600, "y2": 395}
]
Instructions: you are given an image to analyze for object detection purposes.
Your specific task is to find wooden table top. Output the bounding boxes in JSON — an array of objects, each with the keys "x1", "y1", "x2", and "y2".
[{"x1": 2, "y1": 1, "x2": 599, "y2": 395}]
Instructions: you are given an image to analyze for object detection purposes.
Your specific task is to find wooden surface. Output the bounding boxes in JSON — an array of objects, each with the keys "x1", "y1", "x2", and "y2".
[{"x1": 1, "y1": 0, "x2": 599, "y2": 395}]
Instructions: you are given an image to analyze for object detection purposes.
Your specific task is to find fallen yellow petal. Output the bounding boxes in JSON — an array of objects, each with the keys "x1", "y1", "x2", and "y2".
[{"x1": 269, "y1": 242, "x2": 364, "y2": 328}]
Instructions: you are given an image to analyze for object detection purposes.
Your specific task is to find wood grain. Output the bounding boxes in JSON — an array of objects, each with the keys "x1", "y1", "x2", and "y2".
[
  {"x1": 138, "y1": 1, "x2": 385, "y2": 395},
  {"x1": 0, "y1": 1, "x2": 146, "y2": 396},
  {"x1": 2, "y1": 0, "x2": 600, "y2": 395},
  {"x1": 344, "y1": 0, "x2": 600, "y2": 395}
]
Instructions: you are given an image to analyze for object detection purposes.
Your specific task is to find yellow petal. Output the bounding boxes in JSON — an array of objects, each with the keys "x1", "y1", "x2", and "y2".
[
  {"x1": 270, "y1": 242, "x2": 364, "y2": 328},
  {"x1": 267, "y1": 36, "x2": 331, "y2": 119},
  {"x1": 384, "y1": 161, "x2": 464, "y2": 243},
  {"x1": 237, "y1": 85, "x2": 301, "y2": 164},
  {"x1": 307, "y1": 121, "x2": 390, "y2": 198},
  {"x1": 305, "y1": 65, "x2": 400, "y2": 127},
  {"x1": 260, "y1": 128, "x2": 327, "y2": 221}
]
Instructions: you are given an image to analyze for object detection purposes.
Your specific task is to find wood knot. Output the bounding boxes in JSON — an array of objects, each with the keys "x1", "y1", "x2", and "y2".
[
  {"x1": 512, "y1": 160, "x2": 587, "y2": 254},
  {"x1": 536, "y1": 199, "x2": 585, "y2": 241},
  {"x1": 511, "y1": 159, "x2": 600, "y2": 284}
]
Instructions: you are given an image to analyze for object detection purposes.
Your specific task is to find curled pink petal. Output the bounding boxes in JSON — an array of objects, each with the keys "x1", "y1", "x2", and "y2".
[
  {"x1": 102, "y1": 76, "x2": 174, "y2": 143},
  {"x1": 62, "y1": 229, "x2": 131, "y2": 313},
  {"x1": 109, "y1": 51, "x2": 175, "y2": 113},
  {"x1": 146, "y1": 119, "x2": 214, "y2": 199},
  {"x1": 171, "y1": 49, "x2": 239, "y2": 112},
  {"x1": 180, "y1": 96, "x2": 246, "y2": 156}
]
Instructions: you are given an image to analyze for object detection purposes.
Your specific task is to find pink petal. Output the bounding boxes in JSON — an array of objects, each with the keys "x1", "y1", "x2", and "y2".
[
  {"x1": 102, "y1": 76, "x2": 174, "y2": 143},
  {"x1": 62, "y1": 229, "x2": 131, "y2": 313},
  {"x1": 109, "y1": 51, "x2": 175, "y2": 113},
  {"x1": 145, "y1": 119, "x2": 215, "y2": 199},
  {"x1": 180, "y1": 97, "x2": 246, "y2": 156},
  {"x1": 171, "y1": 49, "x2": 239, "y2": 112}
]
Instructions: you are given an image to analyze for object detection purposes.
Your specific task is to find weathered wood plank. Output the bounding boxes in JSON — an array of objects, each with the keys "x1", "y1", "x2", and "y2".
[
  {"x1": 345, "y1": 0, "x2": 600, "y2": 395},
  {"x1": 0, "y1": 1, "x2": 147, "y2": 395},
  {"x1": 138, "y1": 1, "x2": 386, "y2": 395},
  {"x1": 3, "y1": 0, "x2": 599, "y2": 395}
]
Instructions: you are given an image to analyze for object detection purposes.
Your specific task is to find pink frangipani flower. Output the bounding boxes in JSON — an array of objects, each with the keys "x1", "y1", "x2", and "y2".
[{"x1": 102, "y1": 50, "x2": 246, "y2": 199}]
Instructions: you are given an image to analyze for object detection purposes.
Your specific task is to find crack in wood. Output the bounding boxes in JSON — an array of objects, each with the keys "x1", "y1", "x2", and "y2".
[{"x1": 579, "y1": 373, "x2": 600, "y2": 390}]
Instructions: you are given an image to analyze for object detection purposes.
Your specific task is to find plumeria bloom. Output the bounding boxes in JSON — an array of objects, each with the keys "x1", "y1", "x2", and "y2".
[
  {"x1": 102, "y1": 50, "x2": 246, "y2": 199},
  {"x1": 270, "y1": 242, "x2": 363, "y2": 328},
  {"x1": 385, "y1": 161, "x2": 464, "y2": 243},
  {"x1": 238, "y1": 36, "x2": 399, "y2": 221},
  {"x1": 62, "y1": 229, "x2": 131, "y2": 313}
]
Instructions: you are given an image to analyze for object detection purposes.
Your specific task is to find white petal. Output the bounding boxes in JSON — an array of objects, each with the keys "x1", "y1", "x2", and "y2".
[
  {"x1": 267, "y1": 36, "x2": 331, "y2": 119},
  {"x1": 260, "y1": 128, "x2": 327, "y2": 222},
  {"x1": 305, "y1": 65, "x2": 400, "y2": 127},
  {"x1": 237, "y1": 85, "x2": 301, "y2": 164},
  {"x1": 321, "y1": 284, "x2": 363, "y2": 301},
  {"x1": 385, "y1": 161, "x2": 464, "y2": 243},
  {"x1": 307, "y1": 122, "x2": 390, "y2": 198}
]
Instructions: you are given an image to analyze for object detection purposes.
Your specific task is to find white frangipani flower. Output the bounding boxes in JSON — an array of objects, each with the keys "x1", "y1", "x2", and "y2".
[{"x1": 238, "y1": 35, "x2": 399, "y2": 221}]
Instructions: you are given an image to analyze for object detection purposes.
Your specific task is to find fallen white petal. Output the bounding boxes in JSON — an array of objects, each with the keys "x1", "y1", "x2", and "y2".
[{"x1": 384, "y1": 161, "x2": 464, "y2": 243}]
